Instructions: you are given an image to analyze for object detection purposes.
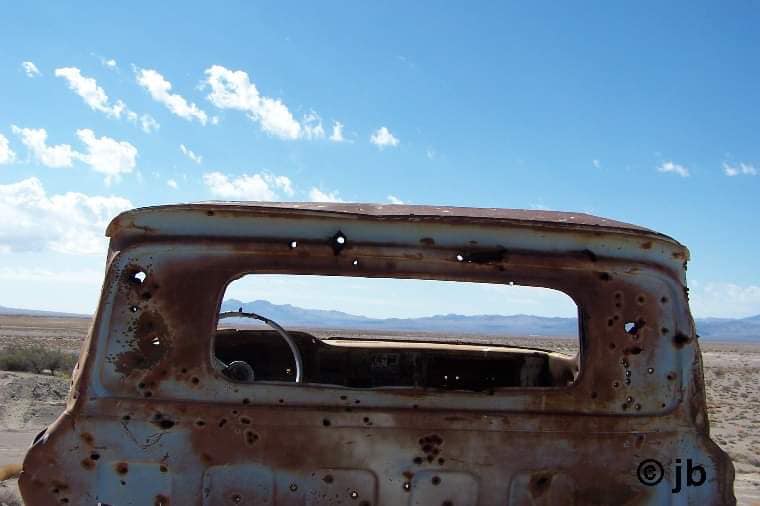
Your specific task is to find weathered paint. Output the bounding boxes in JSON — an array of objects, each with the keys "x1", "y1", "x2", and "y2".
[{"x1": 20, "y1": 203, "x2": 734, "y2": 505}]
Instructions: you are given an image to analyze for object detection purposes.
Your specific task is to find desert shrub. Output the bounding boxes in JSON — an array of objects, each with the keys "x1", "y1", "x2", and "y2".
[
  {"x1": 0, "y1": 345, "x2": 77, "y2": 376},
  {"x1": 0, "y1": 487, "x2": 23, "y2": 506}
]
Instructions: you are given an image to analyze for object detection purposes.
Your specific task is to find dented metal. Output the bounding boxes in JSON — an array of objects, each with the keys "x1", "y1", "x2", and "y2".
[{"x1": 20, "y1": 203, "x2": 735, "y2": 505}]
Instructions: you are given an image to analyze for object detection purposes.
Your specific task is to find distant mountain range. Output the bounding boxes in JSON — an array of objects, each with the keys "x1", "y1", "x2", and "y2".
[
  {"x1": 0, "y1": 305, "x2": 90, "y2": 318},
  {"x1": 2, "y1": 301, "x2": 758, "y2": 341},
  {"x1": 221, "y1": 299, "x2": 760, "y2": 342}
]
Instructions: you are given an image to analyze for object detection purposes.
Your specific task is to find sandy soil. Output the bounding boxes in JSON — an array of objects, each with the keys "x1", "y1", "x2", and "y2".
[{"x1": 1, "y1": 315, "x2": 758, "y2": 504}]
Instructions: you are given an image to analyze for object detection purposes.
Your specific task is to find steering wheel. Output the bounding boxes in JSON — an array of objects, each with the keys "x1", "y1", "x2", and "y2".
[{"x1": 218, "y1": 311, "x2": 304, "y2": 383}]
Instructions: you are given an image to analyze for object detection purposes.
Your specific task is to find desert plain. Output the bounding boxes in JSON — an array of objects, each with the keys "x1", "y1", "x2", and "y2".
[{"x1": 0, "y1": 314, "x2": 758, "y2": 504}]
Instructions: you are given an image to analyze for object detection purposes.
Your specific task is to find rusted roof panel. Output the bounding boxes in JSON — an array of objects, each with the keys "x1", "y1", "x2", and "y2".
[{"x1": 107, "y1": 202, "x2": 679, "y2": 243}]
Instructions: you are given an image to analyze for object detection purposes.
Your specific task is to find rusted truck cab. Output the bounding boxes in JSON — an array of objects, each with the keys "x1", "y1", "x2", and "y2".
[{"x1": 20, "y1": 203, "x2": 734, "y2": 505}]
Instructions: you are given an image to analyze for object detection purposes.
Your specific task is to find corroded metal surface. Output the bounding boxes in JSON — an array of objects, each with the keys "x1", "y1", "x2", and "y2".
[{"x1": 20, "y1": 203, "x2": 733, "y2": 505}]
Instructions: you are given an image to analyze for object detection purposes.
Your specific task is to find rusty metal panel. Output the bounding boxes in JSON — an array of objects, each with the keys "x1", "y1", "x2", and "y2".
[{"x1": 19, "y1": 203, "x2": 733, "y2": 505}]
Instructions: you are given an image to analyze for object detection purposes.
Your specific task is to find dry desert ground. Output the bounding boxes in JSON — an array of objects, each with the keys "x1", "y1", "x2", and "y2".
[{"x1": 0, "y1": 315, "x2": 758, "y2": 504}]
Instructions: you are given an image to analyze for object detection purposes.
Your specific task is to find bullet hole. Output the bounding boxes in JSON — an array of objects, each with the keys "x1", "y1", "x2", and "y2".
[
  {"x1": 151, "y1": 337, "x2": 161, "y2": 346},
  {"x1": 432, "y1": 476, "x2": 441, "y2": 485},
  {"x1": 636, "y1": 295, "x2": 646, "y2": 304},
  {"x1": 278, "y1": 399, "x2": 284, "y2": 404},
  {"x1": 609, "y1": 342, "x2": 616, "y2": 350},
  {"x1": 194, "y1": 419, "x2": 206, "y2": 428},
  {"x1": 143, "y1": 391, "x2": 152, "y2": 398},
  {"x1": 624, "y1": 346, "x2": 643, "y2": 355},
  {"x1": 647, "y1": 368, "x2": 654, "y2": 374},
  {"x1": 634, "y1": 404, "x2": 642, "y2": 411},
  {"x1": 133, "y1": 271, "x2": 147, "y2": 284},
  {"x1": 413, "y1": 457, "x2": 423, "y2": 464},
  {"x1": 160, "y1": 465, "x2": 168, "y2": 473},
  {"x1": 673, "y1": 332, "x2": 690, "y2": 348},
  {"x1": 363, "y1": 417, "x2": 371, "y2": 424},
  {"x1": 90, "y1": 453, "x2": 100, "y2": 461},
  {"x1": 245, "y1": 430, "x2": 259, "y2": 445},
  {"x1": 626, "y1": 396, "x2": 634, "y2": 403},
  {"x1": 350, "y1": 490, "x2": 359, "y2": 499},
  {"x1": 289, "y1": 483, "x2": 298, "y2": 492},
  {"x1": 352, "y1": 259, "x2": 359, "y2": 266},
  {"x1": 323, "y1": 474, "x2": 334, "y2": 484},
  {"x1": 322, "y1": 418, "x2": 331, "y2": 427},
  {"x1": 661, "y1": 327, "x2": 669, "y2": 335},
  {"x1": 218, "y1": 418, "x2": 227, "y2": 428},
  {"x1": 239, "y1": 416, "x2": 251, "y2": 425},
  {"x1": 607, "y1": 318, "x2": 614, "y2": 327},
  {"x1": 590, "y1": 391, "x2": 598, "y2": 399},
  {"x1": 289, "y1": 240, "x2": 298, "y2": 249},
  {"x1": 455, "y1": 254, "x2": 464, "y2": 262},
  {"x1": 191, "y1": 376, "x2": 200, "y2": 385},
  {"x1": 130, "y1": 305, "x2": 139, "y2": 313},
  {"x1": 115, "y1": 462, "x2": 129, "y2": 475},
  {"x1": 621, "y1": 403, "x2": 629, "y2": 410},
  {"x1": 624, "y1": 321, "x2": 640, "y2": 334},
  {"x1": 159, "y1": 419, "x2": 175, "y2": 430},
  {"x1": 660, "y1": 296, "x2": 668, "y2": 304},
  {"x1": 438, "y1": 458, "x2": 445, "y2": 465},
  {"x1": 403, "y1": 482, "x2": 411, "y2": 491},
  {"x1": 599, "y1": 272, "x2": 612, "y2": 281},
  {"x1": 331, "y1": 231, "x2": 347, "y2": 254},
  {"x1": 667, "y1": 372, "x2": 676, "y2": 381},
  {"x1": 120, "y1": 480, "x2": 126, "y2": 486},
  {"x1": 242, "y1": 398, "x2": 250, "y2": 405},
  {"x1": 340, "y1": 395, "x2": 347, "y2": 400},
  {"x1": 232, "y1": 494, "x2": 242, "y2": 503},
  {"x1": 612, "y1": 381, "x2": 620, "y2": 388}
]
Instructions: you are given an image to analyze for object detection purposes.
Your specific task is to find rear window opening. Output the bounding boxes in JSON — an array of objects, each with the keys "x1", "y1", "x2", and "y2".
[{"x1": 214, "y1": 275, "x2": 580, "y2": 391}]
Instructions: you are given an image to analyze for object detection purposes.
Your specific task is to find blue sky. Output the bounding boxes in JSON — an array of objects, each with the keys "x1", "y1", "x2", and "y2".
[{"x1": 1, "y1": 1, "x2": 759, "y2": 318}]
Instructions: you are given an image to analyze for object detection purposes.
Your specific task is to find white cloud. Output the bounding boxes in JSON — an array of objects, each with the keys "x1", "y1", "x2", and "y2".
[
  {"x1": 657, "y1": 161, "x2": 689, "y2": 177},
  {"x1": 54, "y1": 67, "x2": 127, "y2": 118},
  {"x1": 55, "y1": 67, "x2": 157, "y2": 133},
  {"x1": 689, "y1": 281, "x2": 760, "y2": 318},
  {"x1": 592, "y1": 159, "x2": 601, "y2": 169},
  {"x1": 722, "y1": 162, "x2": 757, "y2": 177},
  {"x1": 11, "y1": 126, "x2": 76, "y2": 168},
  {"x1": 0, "y1": 134, "x2": 16, "y2": 164},
  {"x1": 203, "y1": 65, "x2": 301, "y2": 139},
  {"x1": 203, "y1": 171, "x2": 294, "y2": 201},
  {"x1": 302, "y1": 112, "x2": 325, "y2": 140},
  {"x1": 75, "y1": 129, "x2": 138, "y2": 184},
  {"x1": 21, "y1": 61, "x2": 41, "y2": 78},
  {"x1": 329, "y1": 121, "x2": 345, "y2": 142},
  {"x1": 136, "y1": 68, "x2": 208, "y2": 124},
  {"x1": 139, "y1": 114, "x2": 159, "y2": 133},
  {"x1": 166, "y1": 178, "x2": 178, "y2": 189},
  {"x1": 0, "y1": 267, "x2": 102, "y2": 285},
  {"x1": 0, "y1": 177, "x2": 132, "y2": 254},
  {"x1": 370, "y1": 127, "x2": 399, "y2": 148},
  {"x1": 387, "y1": 195, "x2": 404, "y2": 205},
  {"x1": 179, "y1": 144, "x2": 202, "y2": 164},
  {"x1": 308, "y1": 187, "x2": 343, "y2": 203},
  {"x1": 104, "y1": 58, "x2": 117, "y2": 70}
]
